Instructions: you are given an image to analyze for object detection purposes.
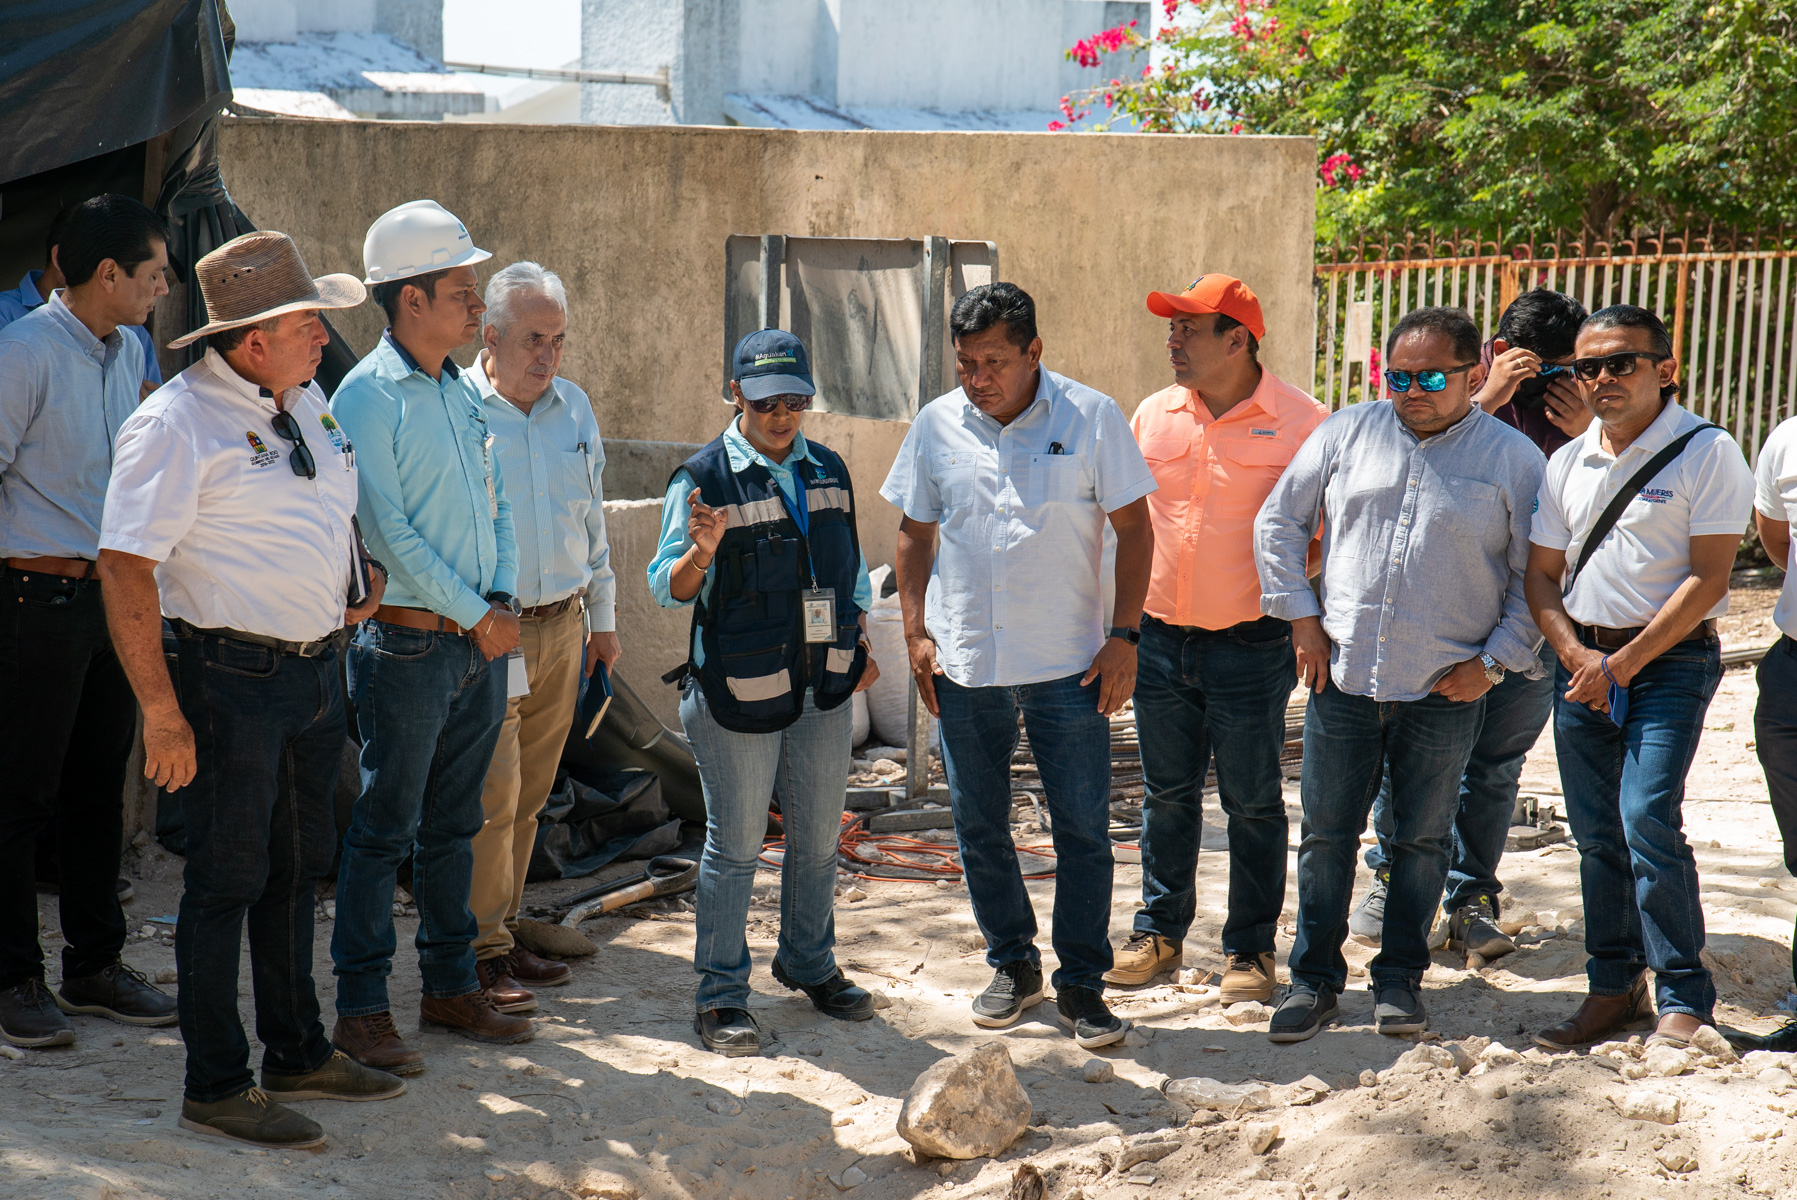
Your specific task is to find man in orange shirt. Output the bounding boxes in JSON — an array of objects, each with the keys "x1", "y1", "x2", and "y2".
[{"x1": 1105, "y1": 275, "x2": 1327, "y2": 1003}]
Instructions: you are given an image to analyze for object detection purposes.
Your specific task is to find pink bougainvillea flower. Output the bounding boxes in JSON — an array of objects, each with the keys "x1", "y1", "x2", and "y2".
[{"x1": 1048, "y1": 120, "x2": 1067, "y2": 131}]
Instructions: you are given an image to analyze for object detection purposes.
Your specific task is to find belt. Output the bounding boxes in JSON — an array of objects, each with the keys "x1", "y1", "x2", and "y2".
[
  {"x1": 373, "y1": 604, "x2": 473, "y2": 636},
  {"x1": 1147, "y1": 613, "x2": 1289, "y2": 638},
  {"x1": 520, "y1": 596, "x2": 577, "y2": 619},
  {"x1": 1574, "y1": 618, "x2": 1717, "y2": 652},
  {"x1": 5, "y1": 556, "x2": 96, "y2": 581},
  {"x1": 170, "y1": 618, "x2": 346, "y2": 658}
]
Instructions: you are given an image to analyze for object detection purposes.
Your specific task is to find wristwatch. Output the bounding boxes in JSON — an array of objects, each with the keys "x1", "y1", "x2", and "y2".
[
  {"x1": 1478, "y1": 652, "x2": 1505, "y2": 685},
  {"x1": 1108, "y1": 626, "x2": 1142, "y2": 645},
  {"x1": 487, "y1": 591, "x2": 522, "y2": 616}
]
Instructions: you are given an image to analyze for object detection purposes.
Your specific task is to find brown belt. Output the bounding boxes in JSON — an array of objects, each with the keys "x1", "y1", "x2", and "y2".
[
  {"x1": 373, "y1": 604, "x2": 473, "y2": 636},
  {"x1": 520, "y1": 596, "x2": 577, "y2": 619},
  {"x1": 1575, "y1": 618, "x2": 1718, "y2": 652},
  {"x1": 5, "y1": 556, "x2": 95, "y2": 581}
]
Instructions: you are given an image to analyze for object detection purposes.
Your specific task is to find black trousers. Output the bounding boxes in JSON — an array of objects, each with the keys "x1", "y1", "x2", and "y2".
[
  {"x1": 0, "y1": 568, "x2": 136, "y2": 987},
  {"x1": 1754, "y1": 636, "x2": 1797, "y2": 989}
]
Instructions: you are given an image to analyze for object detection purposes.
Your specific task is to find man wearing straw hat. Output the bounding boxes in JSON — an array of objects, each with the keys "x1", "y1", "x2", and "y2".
[{"x1": 99, "y1": 231, "x2": 408, "y2": 1149}]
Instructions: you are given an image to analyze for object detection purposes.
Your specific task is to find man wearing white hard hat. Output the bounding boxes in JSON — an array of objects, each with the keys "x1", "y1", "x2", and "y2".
[
  {"x1": 99, "y1": 230, "x2": 407, "y2": 1149},
  {"x1": 328, "y1": 200, "x2": 531, "y2": 1075}
]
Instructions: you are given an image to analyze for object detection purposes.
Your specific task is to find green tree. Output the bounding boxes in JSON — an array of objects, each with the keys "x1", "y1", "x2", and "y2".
[{"x1": 1059, "y1": 0, "x2": 1797, "y2": 245}]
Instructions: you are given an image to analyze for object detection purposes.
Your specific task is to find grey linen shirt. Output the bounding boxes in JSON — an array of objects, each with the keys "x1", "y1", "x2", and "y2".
[{"x1": 1254, "y1": 400, "x2": 1546, "y2": 702}]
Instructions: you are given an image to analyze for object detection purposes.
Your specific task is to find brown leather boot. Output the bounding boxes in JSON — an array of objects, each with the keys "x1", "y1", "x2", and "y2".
[
  {"x1": 1534, "y1": 975, "x2": 1654, "y2": 1050},
  {"x1": 475, "y1": 956, "x2": 537, "y2": 1014},
  {"x1": 419, "y1": 990, "x2": 534, "y2": 1044},
  {"x1": 507, "y1": 945, "x2": 572, "y2": 987},
  {"x1": 331, "y1": 1011, "x2": 425, "y2": 1077}
]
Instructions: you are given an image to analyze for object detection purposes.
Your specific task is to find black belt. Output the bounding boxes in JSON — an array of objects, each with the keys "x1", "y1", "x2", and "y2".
[
  {"x1": 1573, "y1": 618, "x2": 1717, "y2": 652},
  {"x1": 169, "y1": 618, "x2": 348, "y2": 658},
  {"x1": 1146, "y1": 613, "x2": 1290, "y2": 639}
]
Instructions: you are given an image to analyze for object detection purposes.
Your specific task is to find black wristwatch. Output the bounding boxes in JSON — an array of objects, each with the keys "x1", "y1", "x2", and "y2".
[
  {"x1": 487, "y1": 591, "x2": 522, "y2": 616},
  {"x1": 1107, "y1": 626, "x2": 1141, "y2": 645}
]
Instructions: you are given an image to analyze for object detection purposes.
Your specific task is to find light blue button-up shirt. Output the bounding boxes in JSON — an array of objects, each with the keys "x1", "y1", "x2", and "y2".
[
  {"x1": 1255, "y1": 400, "x2": 1546, "y2": 702},
  {"x1": 0, "y1": 271, "x2": 161, "y2": 385},
  {"x1": 0, "y1": 292, "x2": 147, "y2": 559},
  {"x1": 650, "y1": 416, "x2": 872, "y2": 666},
  {"x1": 331, "y1": 331, "x2": 517, "y2": 630},
  {"x1": 470, "y1": 352, "x2": 616, "y2": 633}
]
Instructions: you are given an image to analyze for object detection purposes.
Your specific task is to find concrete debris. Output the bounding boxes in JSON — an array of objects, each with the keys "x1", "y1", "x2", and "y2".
[
  {"x1": 1082, "y1": 1058, "x2": 1115, "y2": 1084},
  {"x1": 896, "y1": 1040, "x2": 1031, "y2": 1160},
  {"x1": 1116, "y1": 1133, "x2": 1182, "y2": 1171},
  {"x1": 1123, "y1": 1025, "x2": 1153, "y2": 1047},
  {"x1": 1689, "y1": 1024, "x2": 1737, "y2": 1063},
  {"x1": 1358, "y1": 1069, "x2": 1379, "y2": 1088},
  {"x1": 1757, "y1": 1067, "x2": 1795, "y2": 1093},
  {"x1": 1468, "y1": 1079, "x2": 1508, "y2": 1101},
  {"x1": 1591, "y1": 1040, "x2": 1643, "y2": 1060},
  {"x1": 1617, "y1": 1089, "x2": 1681, "y2": 1124},
  {"x1": 1245, "y1": 1122, "x2": 1280, "y2": 1155},
  {"x1": 706, "y1": 1096, "x2": 742, "y2": 1115},
  {"x1": 1655, "y1": 1151, "x2": 1697, "y2": 1174},
  {"x1": 1163, "y1": 1077, "x2": 1272, "y2": 1113},
  {"x1": 842, "y1": 887, "x2": 868, "y2": 903},
  {"x1": 1643, "y1": 1045, "x2": 1691, "y2": 1078},
  {"x1": 1620, "y1": 1062, "x2": 1653, "y2": 1081},
  {"x1": 1478, "y1": 1041, "x2": 1523, "y2": 1066},
  {"x1": 1223, "y1": 1001, "x2": 1271, "y2": 1027},
  {"x1": 154, "y1": 968, "x2": 177, "y2": 985},
  {"x1": 1744, "y1": 1050, "x2": 1797, "y2": 1073},
  {"x1": 1276, "y1": 1074, "x2": 1332, "y2": 1105},
  {"x1": 1391, "y1": 1044, "x2": 1458, "y2": 1075}
]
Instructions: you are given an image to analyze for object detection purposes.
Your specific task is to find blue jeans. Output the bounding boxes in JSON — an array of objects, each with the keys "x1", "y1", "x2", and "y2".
[
  {"x1": 166, "y1": 631, "x2": 342, "y2": 1102},
  {"x1": 936, "y1": 671, "x2": 1114, "y2": 991},
  {"x1": 1290, "y1": 680, "x2": 1484, "y2": 993},
  {"x1": 1556, "y1": 634, "x2": 1721, "y2": 1019},
  {"x1": 1753, "y1": 636, "x2": 1797, "y2": 989},
  {"x1": 331, "y1": 621, "x2": 506, "y2": 1015},
  {"x1": 682, "y1": 682, "x2": 854, "y2": 1011},
  {"x1": 1131, "y1": 615, "x2": 1294, "y2": 954},
  {"x1": 1365, "y1": 643, "x2": 1557, "y2": 911}
]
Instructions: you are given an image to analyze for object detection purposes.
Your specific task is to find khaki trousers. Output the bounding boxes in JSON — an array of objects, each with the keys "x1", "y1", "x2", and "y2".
[{"x1": 471, "y1": 601, "x2": 584, "y2": 961}]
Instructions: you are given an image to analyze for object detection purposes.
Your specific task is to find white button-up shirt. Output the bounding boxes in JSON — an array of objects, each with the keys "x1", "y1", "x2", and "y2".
[
  {"x1": 880, "y1": 368, "x2": 1156, "y2": 688},
  {"x1": 99, "y1": 349, "x2": 359, "y2": 643},
  {"x1": 470, "y1": 354, "x2": 615, "y2": 632},
  {"x1": 1756, "y1": 415, "x2": 1797, "y2": 638}
]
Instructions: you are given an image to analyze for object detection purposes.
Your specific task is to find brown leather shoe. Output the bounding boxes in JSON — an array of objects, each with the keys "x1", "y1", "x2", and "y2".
[
  {"x1": 331, "y1": 1011, "x2": 425, "y2": 1077},
  {"x1": 475, "y1": 956, "x2": 537, "y2": 1014},
  {"x1": 419, "y1": 990, "x2": 534, "y2": 1044},
  {"x1": 507, "y1": 945, "x2": 572, "y2": 987},
  {"x1": 1534, "y1": 975, "x2": 1654, "y2": 1050},
  {"x1": 1647, "y1": 1011, "x2": 1704, "y2": 1048}
]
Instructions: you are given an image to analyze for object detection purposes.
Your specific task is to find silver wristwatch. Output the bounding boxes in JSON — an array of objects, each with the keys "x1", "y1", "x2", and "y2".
[{"x1": 1478, "y1": 652, "x2": 1505, "y2": 685}]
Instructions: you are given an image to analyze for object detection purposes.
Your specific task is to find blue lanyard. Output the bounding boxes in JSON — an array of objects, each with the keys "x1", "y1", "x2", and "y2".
[{"x1": 775, "y1": 463, "x2": 819, "y2": 586}]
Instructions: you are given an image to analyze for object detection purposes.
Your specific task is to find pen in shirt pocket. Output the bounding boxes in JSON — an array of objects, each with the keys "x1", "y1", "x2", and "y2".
[{"x1": 578, "y1": 441, "x2": 595, "y2": 497}]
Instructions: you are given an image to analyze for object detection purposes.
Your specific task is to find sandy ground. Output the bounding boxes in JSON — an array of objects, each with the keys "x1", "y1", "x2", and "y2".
[{"x1": 8, "y1": 606, "x2": 1797, "y2": 1200}]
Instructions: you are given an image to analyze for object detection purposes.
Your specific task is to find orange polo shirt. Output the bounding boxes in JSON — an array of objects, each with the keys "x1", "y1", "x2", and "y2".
[{"x1": 1131, "y1": 368, "x2": 1328, "y2": 630}]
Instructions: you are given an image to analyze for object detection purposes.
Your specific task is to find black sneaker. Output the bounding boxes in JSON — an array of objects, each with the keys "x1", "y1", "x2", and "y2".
[
  {"x1": 56, "y1": 961, "x2": 178, "y2": 1027},
  {"x1": 1348, "y1": 871, "x2": 1388, "y2": 946},
  {"x1": 970, "y1": 961, "x2": 1045, "y2": 1029},
  {"x1": 1373, "y1": 984, "x2": 1428, "y2": 1034},
  {"x1": 1443, "y1": 895, "x2": 1515, "y2": 961},
  {"x1": 1, "y1": 978, "x2": 75, "y2": 1048},
  {"x1": 694, "y1": 1008, "x2": 762, "y2": 1057},
  {"x1": 1054, "y1": 985, "x2": 1128, "y2": 1049},
  {"x1": 1724, "y1": 1018, "x2": 1797, "y2": 1053},
  {"x1": 1267, "y1": 985, "x2": 1338, "y2": 1044},
  {"x1": 771, "y1": 959, "x2": 875, "y2": 1021}
]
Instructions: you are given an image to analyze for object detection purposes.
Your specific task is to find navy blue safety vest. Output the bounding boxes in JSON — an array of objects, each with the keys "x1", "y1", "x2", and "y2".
[{"x1": 672, "y1": 435, "x2": 867, "y2": 734}]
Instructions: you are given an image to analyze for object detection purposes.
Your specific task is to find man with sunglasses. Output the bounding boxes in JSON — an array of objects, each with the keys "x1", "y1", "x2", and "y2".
[
  {"x1": 99, "y1": 231, "x2": 409, "y2": 1148},
  {"x1": 1256, "y1": 306, "x2": 1545, "y2": 1042},
  {"x1": 1525, "y1": 304, "x2": 1751, "y2": 1052}
]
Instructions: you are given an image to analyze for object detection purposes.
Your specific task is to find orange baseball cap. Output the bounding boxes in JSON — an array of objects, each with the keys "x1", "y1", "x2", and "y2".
[{"x1": 1146, "y1": 274, "x2": 1265, "y2": 340}]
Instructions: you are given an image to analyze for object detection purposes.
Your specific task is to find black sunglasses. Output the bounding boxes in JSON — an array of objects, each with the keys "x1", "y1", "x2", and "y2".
[
  {"x1": 745, "y1": 394, "x2": 813, "y2": 414},
  {"x1": 1571, "y1": 351, "x2": 1670, "y2": 382},
  {"x1": 1384, "y1": 362, "x2": 1478, "y2": 394},
  {"x1": 270, "y1": 410, "x2": 317, "y2": 480}
]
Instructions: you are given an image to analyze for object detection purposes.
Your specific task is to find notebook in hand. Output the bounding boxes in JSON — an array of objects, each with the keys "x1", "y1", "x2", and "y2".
[{"x1": 580, "y1": 660, "x2": 613, "y2": 739}]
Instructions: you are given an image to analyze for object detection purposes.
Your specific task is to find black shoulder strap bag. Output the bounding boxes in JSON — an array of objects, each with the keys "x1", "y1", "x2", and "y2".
[{"x1": 1562, "y1": 423, "x2": 1719, "y2": 596}]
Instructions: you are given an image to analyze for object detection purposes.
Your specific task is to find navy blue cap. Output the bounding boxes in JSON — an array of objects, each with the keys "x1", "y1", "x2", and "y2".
[{"x1": 732, "y1": 328, "x2": 816, "y2": 401}]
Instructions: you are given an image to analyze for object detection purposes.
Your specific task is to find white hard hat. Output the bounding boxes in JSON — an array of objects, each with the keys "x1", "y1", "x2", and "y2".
[{"x1": 362, "y1": 199, "x2": 492, "y2": 285}]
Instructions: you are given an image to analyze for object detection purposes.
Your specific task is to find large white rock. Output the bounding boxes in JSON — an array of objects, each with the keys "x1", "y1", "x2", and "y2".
[
  {"x1": 1643, "y1": 1045, "x2": 1690, "y2": 1078},
  {"x1": 1391, "y1": 1044, "x2": 1458, "y2": 1075},
  {"x1": 896, "y1": 1041, "x2": 1031, "y2": 1160},
  {"x1": 1688, "y1": 1025, "x2": 1738, "y2": 1063},
  {"x1": 1163, "y1": 1077, "x2": 1272, "y2": 1113},
  {"x1": 1616, "y1": 1089, "x2": 1681, "y2": 1124}
]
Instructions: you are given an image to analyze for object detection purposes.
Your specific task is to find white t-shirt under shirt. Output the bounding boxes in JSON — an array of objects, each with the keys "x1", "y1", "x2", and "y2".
[
  {"x1": 99, "y1": 349, "x2": 359, "y2": 643},
  {"x1": 1531, "y1": 400, "x2": 1753, "y2": 628},
  {"x1": 1754, "y1": 415, "x2": 1797, "y2": 639}
]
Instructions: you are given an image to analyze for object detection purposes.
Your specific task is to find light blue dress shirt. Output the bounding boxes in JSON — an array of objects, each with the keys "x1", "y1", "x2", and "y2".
[
  {"x1": 331, "y1": 331, "x2": 518, "y2": 631},
  {"x1": 470, "y1": 353, "x2": 616, "y2": 633},
  {"x1": 0, "y1": 292, "x2": 147, "y2": 559},
  {"x1": 650, "y1": 416, "x2": 872, "y2": 666},
  {"x1": 879, "y1": 368, "x2": 1157, "y2": 689},
  {"x1": 1255, "y1": 399, "x2": 1546, "y2": 703},
  {"x1": 0, "y1": 271, "x2": 161, "y2": 385}
]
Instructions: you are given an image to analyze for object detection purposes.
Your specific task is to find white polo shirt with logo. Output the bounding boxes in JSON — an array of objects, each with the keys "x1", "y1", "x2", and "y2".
[
  {"x1": 1530, "y1": 400, "x2": 1752, "y2": 628},
  {"x1": 1753, "y1": 415, "x2": 1797, "y2": 639},
  {"x1": 100, "y1": 348, "x2": 359, "y2": 643}
]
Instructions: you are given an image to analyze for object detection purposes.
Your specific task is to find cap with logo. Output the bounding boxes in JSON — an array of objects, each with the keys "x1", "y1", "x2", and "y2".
[
  {"x1": 732, "y1": 328, "x2": 817, "y2": 402},
  {"x1": 1145, "y1": 274, "x2": 1266, "y2": 341}
]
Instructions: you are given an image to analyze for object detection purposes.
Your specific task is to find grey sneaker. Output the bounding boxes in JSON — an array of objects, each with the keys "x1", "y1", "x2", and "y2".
[
  {"x1": 1373, "y1": 984, "x2": 1428, "y2": 1035},
  {"x1": 1443, "y1": 895, "x2": 1516, "y2": 962},
  {"x1": 1348, "y1": 871, "x2": 1388, "y2": 946},
  {"x1": 971, "y1": 961, "x2": 1045, "y2": 1028},
  {"x1": 1268, "y1": 985, "x2": 1339, "y2": 1044}
]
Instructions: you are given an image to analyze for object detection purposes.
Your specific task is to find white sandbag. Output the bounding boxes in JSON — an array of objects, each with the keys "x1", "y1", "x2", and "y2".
[
  {"x1": 852, "y1": 689, "x2": 870, "y2": 748},
  {"x1": 864, "y1": 565, "x2": 938, "y2": 751}
]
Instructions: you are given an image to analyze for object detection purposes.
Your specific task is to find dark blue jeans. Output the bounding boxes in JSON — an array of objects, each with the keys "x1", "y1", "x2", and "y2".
[
  {"x1": 331, "y1": 620, "x2": 506, "y2": 1015},
  {"x1": 1290, "y1": 680, "x2": 1484, "y2": 993},
  {"x1": 1753, "y1": 636, "x2": 1797, "y2": 990},
  {"x1": 166, "y1": 630, "x2": 341, "y2": 1102},
  {"x1": 1556, "y1": 634, "x2": 1721, "y2": 1019},
  {"x1": 936, "y1": 671, "x2": 1115, "y2": 991},
  {"x1": 1365, "y1": 643, "x2": 1557, "y2": 911},
  {"x1": 1131, "y1": 615, "x2": 1294, "y2": 954}
]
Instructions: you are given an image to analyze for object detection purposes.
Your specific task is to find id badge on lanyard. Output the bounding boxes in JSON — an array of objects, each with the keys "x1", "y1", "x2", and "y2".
[{"x1": 782, "y1": 467, "x2": 835, "y2": 643}]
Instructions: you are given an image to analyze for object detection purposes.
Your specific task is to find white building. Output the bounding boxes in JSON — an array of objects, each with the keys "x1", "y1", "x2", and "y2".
[{"x1": 580, "y1": 0, "x2": 1148, "y2": 129}]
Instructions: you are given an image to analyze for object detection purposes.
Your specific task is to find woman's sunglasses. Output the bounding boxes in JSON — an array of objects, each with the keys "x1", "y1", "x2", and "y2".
[
  {"x1": 1383, "y1": 362, "x2": 1478, "y2": 393},
  {"x1": 1571, "y1": 351, "x2": 1670, "y2": 382},
  {"x1": 745, "y1": 394, "x2": 813, "y2": 414},
  {"x1": 270, "y1": 410, "x2": 316, "y2": 479}
]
